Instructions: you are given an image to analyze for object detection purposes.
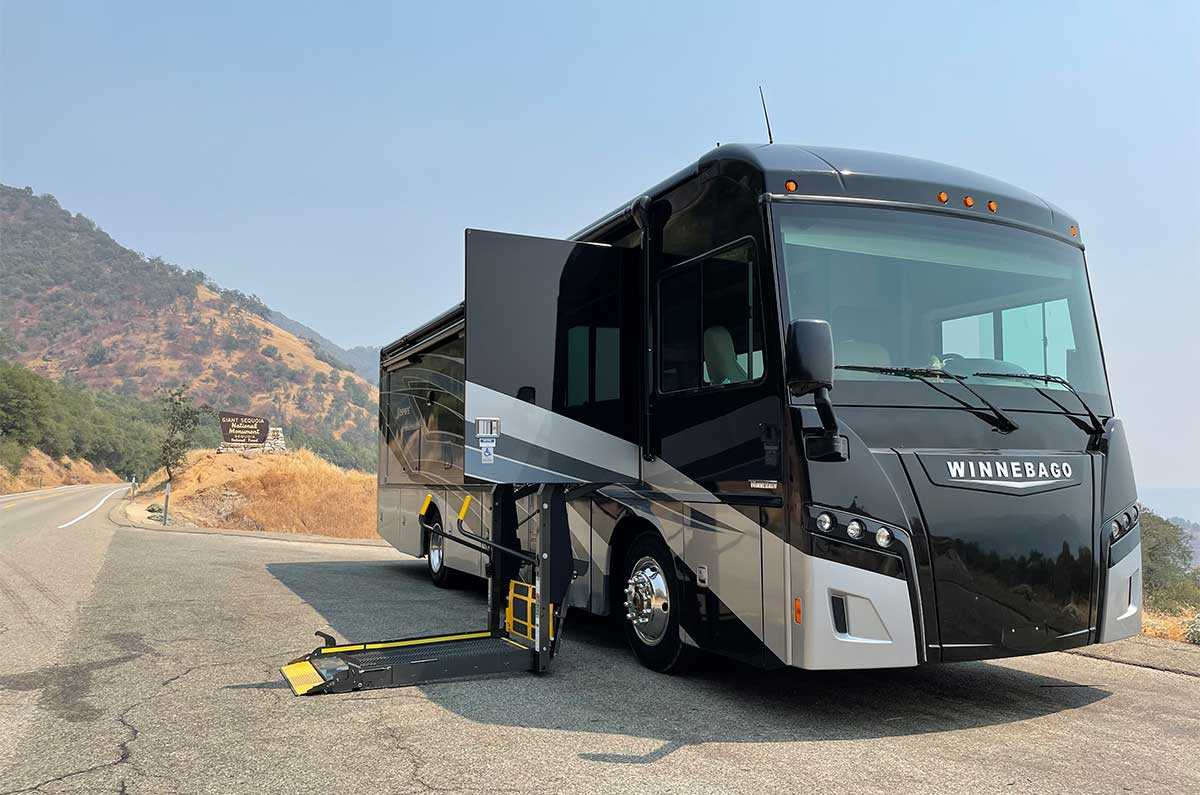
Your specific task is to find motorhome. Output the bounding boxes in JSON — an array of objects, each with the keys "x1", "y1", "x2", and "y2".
[{"x1": 374, "y1": 143, "x2": 1141, "y2": 675}]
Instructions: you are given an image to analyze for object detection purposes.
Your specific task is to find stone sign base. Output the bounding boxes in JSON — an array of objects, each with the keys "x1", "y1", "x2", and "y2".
[{"x1": 218, "y1": 427, "x2": 288, "y2": 455}]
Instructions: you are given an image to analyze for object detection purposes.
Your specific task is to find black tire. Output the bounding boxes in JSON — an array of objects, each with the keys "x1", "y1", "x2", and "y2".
[
  {"x1": 425, "y1": 514, "x2": 457, "y2": 588},
  {"x1": 619, "y1": 531, "x2": 692, "y2": 673}
]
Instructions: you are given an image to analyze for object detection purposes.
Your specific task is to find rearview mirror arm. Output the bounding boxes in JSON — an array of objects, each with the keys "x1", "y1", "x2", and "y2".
[
  {"x1": 813, "y1": 386, "x2": 839, "y2": 435},
  {"x1": 804, "y1": 386, "x2": 849, "y2": 462}
]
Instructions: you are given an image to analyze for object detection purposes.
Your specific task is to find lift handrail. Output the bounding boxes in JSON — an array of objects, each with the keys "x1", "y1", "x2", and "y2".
[
  {"x1": 454, "y1": 517, "x2": 541, "y2": 565},
  {"x1": 420, "y1": 514, "x2": 540, "y2": 566}
]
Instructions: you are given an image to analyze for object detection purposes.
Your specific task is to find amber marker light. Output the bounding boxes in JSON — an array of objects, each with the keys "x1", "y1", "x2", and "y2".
[
  {"x1": 1069, "y1": 225, "x2": 1078, "y2": 237},
  {"x1": 937, "y1": 191, "x2": 949, "y2": 204},
  {"x1": 963, "y1": 196, "x2": 975, "y2": 208},
  {"x1": 794, "y1": 598, "x2": 803, "y2": 624},
  {"x1": 987, "y1": 200, "x2": 998, "y2": 213},
  {"x1": 784, "y1": 179, "x2": 798, "y2": 193}
]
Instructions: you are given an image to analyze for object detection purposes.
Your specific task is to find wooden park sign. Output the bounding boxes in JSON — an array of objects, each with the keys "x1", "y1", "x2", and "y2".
[{"x1": 219, "y1": 411, "x2": 269, "y2": 445}]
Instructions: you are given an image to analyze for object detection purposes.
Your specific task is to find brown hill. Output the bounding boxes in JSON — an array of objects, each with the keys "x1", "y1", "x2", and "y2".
[
  {"x1": 0, "y1": 448, "x2": 123, "y2": 494},
  {"x1": 0, "y1": 184, "x2": 377, "y2": 469},
  {"x1": 130, "y1": 449, "x2": 376, "y2": 539}
]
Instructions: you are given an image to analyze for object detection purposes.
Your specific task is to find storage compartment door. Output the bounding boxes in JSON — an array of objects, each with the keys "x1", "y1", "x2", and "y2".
[{"x1": 465, "y1": 229, "x2": 640, "y2": 484}]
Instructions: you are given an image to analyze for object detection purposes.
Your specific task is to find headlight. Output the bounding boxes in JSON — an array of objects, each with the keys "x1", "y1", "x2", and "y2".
[
  {"x1": 846, "y1": 520, "x2": 864, "y2": 540},
  {"x1": 1111, "y1": 520, "x2": 1122, "y2": 541},
  {"x1": 816, "y1": 512, "x2": 834, "y2": 533},
  {"x1": 875, "y1": 527, "x2": 893, "y2": 548}
]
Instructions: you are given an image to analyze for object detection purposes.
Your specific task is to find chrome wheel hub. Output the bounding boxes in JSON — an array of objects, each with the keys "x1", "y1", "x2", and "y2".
[
  {"x1": 624, "y1": 555, "x2": 670, "y2": 646},
  {"x1": 429, "y1": 523, "x2": 445, "y2": 573}
]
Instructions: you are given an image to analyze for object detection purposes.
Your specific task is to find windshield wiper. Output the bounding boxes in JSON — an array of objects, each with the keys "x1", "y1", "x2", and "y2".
[
  {"x1": 972, "y1": 371, "x2": 1106, "y2": 446},
  {"x1": 836, "y1": 365, "x2": 1019, "y2": 433}
]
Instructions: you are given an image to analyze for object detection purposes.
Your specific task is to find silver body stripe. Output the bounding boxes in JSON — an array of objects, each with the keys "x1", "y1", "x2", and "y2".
[{"x1": 465, "y1": 381, "x2": 640, "y2": 483}]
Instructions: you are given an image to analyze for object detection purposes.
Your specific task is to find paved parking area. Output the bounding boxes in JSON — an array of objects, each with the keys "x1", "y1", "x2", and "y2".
[{"x1": 1, "y1": 487, "x2": 1197, "y2": 794}]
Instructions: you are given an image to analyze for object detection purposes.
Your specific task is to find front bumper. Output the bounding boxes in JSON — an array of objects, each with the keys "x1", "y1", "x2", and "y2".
[
  {"x1": 789, "y1": 548, "x2": 919, "y2": 669},
  {"x1": 1099, "y1": 539, "x2": 1142, "y2": 643}
]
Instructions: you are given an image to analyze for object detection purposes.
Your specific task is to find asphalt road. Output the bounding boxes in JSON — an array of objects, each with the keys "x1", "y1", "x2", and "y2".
[{"x1": 1, "y1": 484, "x2": 1197, "y2": 795}]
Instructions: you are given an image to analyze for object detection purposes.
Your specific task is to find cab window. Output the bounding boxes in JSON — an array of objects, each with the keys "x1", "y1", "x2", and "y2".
[{"x1": 658, "y1": 239, "x2": 764, "y2": 393}]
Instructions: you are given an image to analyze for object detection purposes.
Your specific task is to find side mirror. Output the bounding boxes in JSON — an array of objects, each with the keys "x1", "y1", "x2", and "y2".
[
  {"x1": 785, "y1": 320, "x2": 835, "y2": 397},
  {"x1": 785, "y1": 319, "x2": 848, "y2": 462}
]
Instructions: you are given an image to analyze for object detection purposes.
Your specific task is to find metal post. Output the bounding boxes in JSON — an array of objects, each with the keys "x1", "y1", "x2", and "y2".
[
  {"x1": 487, "y1": 486, "x2": 504, "y2": 632},
  {"x1": 162, "y1": 479, "x2": 171, "y2": 526},
  {"x1": 533, "y1": 484, "x2": 571, "y2": 672}
]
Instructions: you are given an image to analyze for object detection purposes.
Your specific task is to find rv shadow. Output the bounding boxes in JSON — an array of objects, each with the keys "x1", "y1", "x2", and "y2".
[{"x1": 267, "y1": 558, "x2": 1108, "y2": 758}]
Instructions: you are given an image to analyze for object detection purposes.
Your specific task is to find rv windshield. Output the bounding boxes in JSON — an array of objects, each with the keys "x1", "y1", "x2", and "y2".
[{"x1": 774, "y1": 203, "x2": 1111, "y2": 412}]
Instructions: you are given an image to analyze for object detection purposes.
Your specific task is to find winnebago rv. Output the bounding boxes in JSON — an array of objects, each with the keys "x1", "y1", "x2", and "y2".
[{"x1": 283, "y1": 143, "x2": 1141, "y2": 695}]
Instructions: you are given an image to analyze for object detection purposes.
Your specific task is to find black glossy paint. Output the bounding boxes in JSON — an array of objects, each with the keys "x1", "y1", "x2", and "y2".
[
  {"x1": 1100, "y1": 419, "x2": 1138, "y2": 522},
  {"x1": 900, "y1": 448, "x2": 1094, "y2": 657},
  {"x1": 811, "y1": 536, "x2": 905, "y2": 579},
  {"x1": 798, "y1": 409, "x2": 911, "y2": 529},
  {"x1": 796, "y1": 400, "x2": 1108, "y2": 662}
]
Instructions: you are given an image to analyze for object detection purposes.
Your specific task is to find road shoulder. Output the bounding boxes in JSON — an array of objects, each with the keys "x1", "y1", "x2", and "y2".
[
  {"x1": 1068, "y1": 634, "x2": 1200, "y2": 677},
  {"x1": 110, "y1": 500, "x2": 390, "y2": 548}
]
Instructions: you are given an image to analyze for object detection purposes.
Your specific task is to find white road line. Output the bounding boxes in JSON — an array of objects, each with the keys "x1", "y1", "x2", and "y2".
[
  {"x1": 0, "y1": 484, "x2": 89, "y2": 503},
  {"x1": 57, "y1": 488, "x2": 128, "y2": 529}
]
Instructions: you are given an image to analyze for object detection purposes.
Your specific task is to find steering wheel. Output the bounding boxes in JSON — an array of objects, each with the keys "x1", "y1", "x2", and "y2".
[{"x1": 939, "y1": 352, "x2": 965, "y2": 372}]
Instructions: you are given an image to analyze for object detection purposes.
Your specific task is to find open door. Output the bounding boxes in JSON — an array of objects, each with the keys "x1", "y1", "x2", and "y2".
[{"x1": 464, "y1": 229, "x2": 641, "y2": 485}]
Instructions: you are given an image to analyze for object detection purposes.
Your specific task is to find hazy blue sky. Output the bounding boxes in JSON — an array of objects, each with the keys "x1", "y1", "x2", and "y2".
[{"x1": 2, "y1": 2, "x2": 1197, "y2": 488}]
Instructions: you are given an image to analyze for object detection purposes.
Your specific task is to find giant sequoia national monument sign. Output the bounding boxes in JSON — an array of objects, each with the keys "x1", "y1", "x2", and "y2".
[{"x1": 219, "y1": 412, "x2": 269, "y2": 445}]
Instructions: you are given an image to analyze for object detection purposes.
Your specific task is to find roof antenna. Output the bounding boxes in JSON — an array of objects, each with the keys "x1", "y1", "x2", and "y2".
[{"x1": 758, "y1": 85, "x2": 774, "y2": 144}]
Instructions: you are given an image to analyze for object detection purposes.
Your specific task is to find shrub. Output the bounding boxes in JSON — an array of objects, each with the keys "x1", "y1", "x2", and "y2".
[
  {"x1": 1141, "y1": 508, "x2": 1200, "y2": 612},
  {"x1": 85, "y1": 343, "x2": 111, "y2": 366},
  {"x1": 1186, "y1": 614, "x2": 1200, "y2": 645},
  {"x1": 0, "y1": 437, "x2": 26, "y2": 474}
]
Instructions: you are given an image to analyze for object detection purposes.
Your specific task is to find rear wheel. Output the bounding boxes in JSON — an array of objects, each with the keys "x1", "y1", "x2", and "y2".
[
  {"x1": 425, "y1": 515, "x2": 456, "y2": 588},
  {"x1": 620, "y1": 531, "x2": 692, "y2": 673}
]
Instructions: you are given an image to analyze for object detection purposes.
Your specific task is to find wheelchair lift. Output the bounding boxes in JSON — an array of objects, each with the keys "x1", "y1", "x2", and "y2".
[{"x1": 280, "y1": 484, "x2": 576, "y2": 696}]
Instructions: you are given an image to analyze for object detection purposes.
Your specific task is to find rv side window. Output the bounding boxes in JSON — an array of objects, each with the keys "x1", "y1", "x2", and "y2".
[
  {"x1": 658, "y1": 238, "x2": 763, "y2": 393},
  {"x1": 381, "y1": 367, "x2": 420, "y2": 477}
]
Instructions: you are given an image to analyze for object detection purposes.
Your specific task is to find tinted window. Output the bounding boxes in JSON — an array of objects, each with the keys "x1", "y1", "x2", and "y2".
[
  {"x1": 659, "y1": 239, "x2": 763, "y2": 393},
  {"x1": 776, "y1": 204, "x2": 1110, "y2": 407},
  {"x1": 381, "y1": 334, "x2": 465, "y2": 481},
  {"x1": 660, "y1": 267, "x2": 701, "y2": 391},
  {"x1": 566, "y1": 326, "x2": 589, "y2": 407},
  {"x1": 595, "y1": 327, "x2": 620, "y2": 401}
]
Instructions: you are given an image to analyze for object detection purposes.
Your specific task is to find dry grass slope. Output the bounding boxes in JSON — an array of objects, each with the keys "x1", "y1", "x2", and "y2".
[
  {"x1": 135, "y1": 449, "x2": 377, "y2": 539},
  {"x1": 0, "y1": 448, "x2": 122, "y2": 494},
  {"x1": 1142, "y1": 608, "x2": 1199, "y2": 643}
]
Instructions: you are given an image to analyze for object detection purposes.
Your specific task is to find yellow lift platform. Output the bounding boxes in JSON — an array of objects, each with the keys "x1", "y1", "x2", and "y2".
[{"x1": 281, "y1": 484, "x2": 577, "y2": 696}]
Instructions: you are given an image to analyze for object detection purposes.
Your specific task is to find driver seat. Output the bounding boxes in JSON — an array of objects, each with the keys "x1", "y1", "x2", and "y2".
[{"x1": 703, "y1": 326, "x2": 747, "y2": 385}]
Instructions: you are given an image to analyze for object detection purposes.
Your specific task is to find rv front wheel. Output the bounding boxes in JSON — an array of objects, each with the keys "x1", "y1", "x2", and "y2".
[{"x1": 620, "y1": 531, "x2": 691, "y2": 673}]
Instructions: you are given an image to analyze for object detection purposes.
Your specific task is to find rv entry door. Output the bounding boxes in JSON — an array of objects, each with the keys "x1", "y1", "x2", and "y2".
[{"x1": 464, "y1": 229, "x2": 641, "y2": 485}]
